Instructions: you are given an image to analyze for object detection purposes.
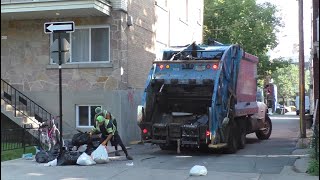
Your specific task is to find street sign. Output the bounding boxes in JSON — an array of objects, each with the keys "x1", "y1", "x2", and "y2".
[
  {"x1": 44, "y1": 21, "x2": 74, "y2": 34},
  {"x1": 50, "y1": 38, "x2": 71, "y2": 64}
]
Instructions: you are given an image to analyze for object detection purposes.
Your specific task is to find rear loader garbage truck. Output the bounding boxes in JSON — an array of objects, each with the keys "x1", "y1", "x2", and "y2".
[{"x1": 137, "y1": 42, "x2": 272, "y2": 153}]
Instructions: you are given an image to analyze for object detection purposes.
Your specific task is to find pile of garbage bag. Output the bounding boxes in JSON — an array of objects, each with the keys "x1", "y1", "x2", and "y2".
[{"x1": 35, "y1": 131, "x2": 108, "y2": 166}]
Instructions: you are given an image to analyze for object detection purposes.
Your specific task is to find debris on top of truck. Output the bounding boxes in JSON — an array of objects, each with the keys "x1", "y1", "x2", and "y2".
[{"x1": 137, "y1": 41, "x2": 272, "y2": 154}]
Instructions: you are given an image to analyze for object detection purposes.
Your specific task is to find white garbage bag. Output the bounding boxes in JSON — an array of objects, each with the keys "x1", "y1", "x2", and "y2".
[
  {"x1": 126, "y1": 162, "x2": 134, "y2": 166},
  {"x1": 76, "y1": 152, "x2": 96, "y2": 166},
  {"x1": 189, "y1": 165, "x2": 208, "y2": 176},
  {"x1": 91, "y1": 144, "x2": 109, "y2": 164},
  {"x1": 44, "y1": 159, "x2": 57, "y2": 167}
]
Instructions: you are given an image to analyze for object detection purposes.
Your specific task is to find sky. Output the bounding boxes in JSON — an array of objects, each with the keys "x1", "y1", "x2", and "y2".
[{"x1": 256, "y1": 0, "x2": 313, "y2": 62}]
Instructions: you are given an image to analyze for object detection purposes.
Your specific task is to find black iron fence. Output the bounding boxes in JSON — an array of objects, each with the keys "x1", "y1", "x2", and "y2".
[
  {"x1": 1, "y1": 124, "x2": 39, "y2": 153},
  {"x1": 1, "y1": 79, "x2": 53, "y2": 124}
]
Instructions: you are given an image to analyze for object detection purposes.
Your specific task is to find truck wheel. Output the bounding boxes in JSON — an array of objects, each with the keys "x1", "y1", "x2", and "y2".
[
  {"x1": 226, "y1": 131, "x2": 238, "y2": 154},
  {"x1": 238, "y1": 130, "x2": 246, "y2": 149},
  {"x1": 199, "y1": 144, "x2": 209, "y2": 152},
  {"x1": 255, "y1": 115, "x2": 272, "y2": 140}
]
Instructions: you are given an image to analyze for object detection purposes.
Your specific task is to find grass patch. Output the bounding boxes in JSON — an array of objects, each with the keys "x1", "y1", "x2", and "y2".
[
  {"x1": 1, "y1": 144, "x2": 36, "y2": 162},
  {"x1": 307, "y1": 137, "x2": 319, "y2": 176},
  {"x1": 307, "y1": 159, "x2": 319, "y2": 176}
]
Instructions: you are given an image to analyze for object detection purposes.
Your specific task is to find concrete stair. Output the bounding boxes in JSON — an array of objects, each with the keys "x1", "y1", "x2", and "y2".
[
  {"x1": 2, "y1": 99, "x2": 40, "y2": 127},
  {"x1": 1, "y1": 98, "x2": 40, "y2": 140}
]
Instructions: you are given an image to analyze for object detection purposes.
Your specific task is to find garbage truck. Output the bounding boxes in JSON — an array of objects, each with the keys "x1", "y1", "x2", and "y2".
[{"x1": 137, "y1": 42, "x2": 272, "y2": 153}]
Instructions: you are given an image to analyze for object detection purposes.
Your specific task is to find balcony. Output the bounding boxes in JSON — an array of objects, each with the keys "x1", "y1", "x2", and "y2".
[{"x1": 1, "y1": 0, "x2": 112, "y2": 20}]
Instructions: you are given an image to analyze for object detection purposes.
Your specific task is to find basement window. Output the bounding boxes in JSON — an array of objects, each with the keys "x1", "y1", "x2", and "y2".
[{"x1": 76, "y1": 105, "x2": 102, "y2": 128}]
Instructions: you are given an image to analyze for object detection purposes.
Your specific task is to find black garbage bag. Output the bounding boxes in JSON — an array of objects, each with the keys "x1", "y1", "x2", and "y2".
[
  {"x1": 85, "y1": 146, "x2": 95, "y2": 156},
  {"x1": 35, "y1": 144, "x2": 61, "y2": 163},
  {"x1": 72, "y1": 132, "x2": 90, "y2": 146},
  {"x1": 35, "y1": 150, "x2": 50, "y2": 163},
  {"x1": 57, "y1": 150, "x2": 82, "y2": 166},
  {"x1": 84, "y1": 134, "x2": 100, "y2": 155},
  {"x1": 48, "y1": 143, "x2": 60, "y2": 161},
  {"x1": 63, "y1": 139, "x2": 74, "y2": 151}
]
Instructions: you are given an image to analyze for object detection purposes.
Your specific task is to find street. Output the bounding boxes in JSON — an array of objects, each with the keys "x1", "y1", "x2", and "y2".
[{"x1": 1, "y1": 114, "x2": 316, "y2": 180}]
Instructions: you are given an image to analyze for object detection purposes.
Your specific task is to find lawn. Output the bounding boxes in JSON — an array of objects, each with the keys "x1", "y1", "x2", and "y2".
[{"x1": 1, "y1": 143, "x2": 36, "y2": 162}]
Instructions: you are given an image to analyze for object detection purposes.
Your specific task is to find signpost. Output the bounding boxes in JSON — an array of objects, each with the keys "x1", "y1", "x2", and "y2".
[{"x1": 44, "y1": 21, "x2": 74, "y2": 154}]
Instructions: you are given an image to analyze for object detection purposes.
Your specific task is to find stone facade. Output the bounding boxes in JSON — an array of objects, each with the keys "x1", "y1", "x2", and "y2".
[
  {"x1": 1, "y1": 12, "x2": 141, "y2": 91},
  {"x1": 1, "y1": 0, "x2": 203, "y2": 143}
]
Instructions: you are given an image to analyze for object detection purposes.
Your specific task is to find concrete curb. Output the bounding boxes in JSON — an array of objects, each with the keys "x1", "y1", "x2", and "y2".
[{"x1": 287, "y1": 129, "x2": 318, "y2": 177}]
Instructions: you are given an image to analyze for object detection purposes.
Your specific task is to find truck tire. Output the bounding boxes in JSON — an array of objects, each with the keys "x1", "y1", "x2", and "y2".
[
  {"x1": 255, "y1": 115, "x2": 272, "y2": 140},
  {"x1": 226, "y1": 136, "x2": 238, "y2": 154},
  {"x1": 236, "y1": 118, "x2": 246, "y2": 149},
  {"x1": 226, "y1": 130, "x2": 238, "y2": 154},
  {"x1": 238, "y1": 130, "x2": 246, "y2": 149}
]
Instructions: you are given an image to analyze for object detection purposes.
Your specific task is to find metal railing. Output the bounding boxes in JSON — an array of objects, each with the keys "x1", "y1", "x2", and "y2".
[
  {"x1": 1, "y1": 79, "x2": 53, "y2": 125},
  {"x1": 1, "y1": 124, "x2": 39, "y2": 153}
]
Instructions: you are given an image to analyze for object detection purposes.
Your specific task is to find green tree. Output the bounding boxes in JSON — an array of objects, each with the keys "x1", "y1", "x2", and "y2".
[
  {"x1": 204, "y1": 0, "x2": 287, "y2": 84},
  {"x1": 272, "y1": 64, "x2": 299, "y2": 105}
]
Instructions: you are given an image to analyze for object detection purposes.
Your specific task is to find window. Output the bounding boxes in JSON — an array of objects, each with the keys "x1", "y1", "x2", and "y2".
[
  {"x1": 198, "y1": 8, "x2": 202, "y2": 25},
  {"x1": 76, "y1": 105, "x2": 101, "y2": 127},
  {"x1": 155, "y1": 0, "x2": 167, "y2": 8},
  {"x1": 50, "y1": 26, "x2": 110, "y2": 64},
  {"x1": 180, "y1": 0, "x2": 188, "y2": 23}
]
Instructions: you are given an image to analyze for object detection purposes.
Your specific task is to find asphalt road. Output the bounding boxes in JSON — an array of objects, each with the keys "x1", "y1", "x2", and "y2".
[
  {"x1": 110, "y1": 114, "x2": 301, "y2": 174},
  {"x1": 2, "y1": 113, "x2": 309, "y2": 180}
]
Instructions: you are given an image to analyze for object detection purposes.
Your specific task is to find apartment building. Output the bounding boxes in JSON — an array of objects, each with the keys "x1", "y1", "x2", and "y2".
[{"x1": 1, "y1": 0, "x2": 203, "y2": 143}]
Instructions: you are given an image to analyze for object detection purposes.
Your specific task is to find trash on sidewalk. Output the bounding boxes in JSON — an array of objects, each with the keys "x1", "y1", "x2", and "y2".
[
  {"x1": 189, "y1": 165, "x2": 208, "y2": 176},
  {"x1": 57, "y1": 150, "x2": 82, "y2": 166},
  {"x1": 44, "y1": 159, "x2": 57, "y2": 166},
  {"x1": 72, "y1": 132, "x2": 90, "y2": 146},
  {"x1": 22, "y1": 153, "x2": 33, "y2": 160},
  {"x1": 72, "y1": 146, "x2": 78, "y2": 151},
  {"x1": 35, "y1": 132, "x2": 105, "y2": 166},
  {"x1": 126, "y1": 162, "x2": 134, "y2": 166},
  {"x1": 35, "y1": 144, "x2": 60, "y2": 163},
  {"x1": 34, "y1": 146, "x2": 40, "y2": 154},
  {"x1": 78, "y1": 144, "x2": 88, "y2": 152},
  {"x1": 76, "y1": 152, "x2": 96, "y2": 166},
  {"x1": 91, "y1": 144, "x2": 109, "y2": 164},
  {"x1": 35, "y1": 150, "x2": 52, "y2": 163}
]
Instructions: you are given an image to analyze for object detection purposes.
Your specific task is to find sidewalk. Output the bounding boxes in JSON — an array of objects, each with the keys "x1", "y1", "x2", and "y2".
[
  {"x1": 279, "y1": 129, "x2": 318, "y2": 179},
  {"x1": 1, "y1": 130, "x2": 318, "y2": 180}
]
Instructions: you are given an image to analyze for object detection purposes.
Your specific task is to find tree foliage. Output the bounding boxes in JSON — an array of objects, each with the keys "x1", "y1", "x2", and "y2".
[
  {"x1": 203, "y1": 0, "x2": 288, "y2": 84},
  {"x1": 272, "y1": 63, "x2": 310, "y2": 105},
  {"x1": 272, "y1": 64, "x2": 299, "y2": 105}
]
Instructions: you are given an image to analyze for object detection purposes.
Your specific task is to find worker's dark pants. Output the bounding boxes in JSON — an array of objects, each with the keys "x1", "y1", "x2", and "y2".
[{"x1": 101, "y1": 133, "x2": 129, "y2": 156}]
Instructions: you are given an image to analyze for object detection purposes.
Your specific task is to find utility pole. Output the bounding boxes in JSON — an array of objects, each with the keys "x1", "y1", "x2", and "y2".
[
  {"x1": 298, "y1": 0, "x2": 306, "y2": 138},
  {"x1": 312, "y1": 0, "x2": 319, "y2": 130}
]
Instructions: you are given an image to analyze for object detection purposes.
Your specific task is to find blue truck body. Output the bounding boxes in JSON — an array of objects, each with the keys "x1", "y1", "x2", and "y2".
[{"x1": 137, "y1": 42, "x2": 272, "y2": 153}]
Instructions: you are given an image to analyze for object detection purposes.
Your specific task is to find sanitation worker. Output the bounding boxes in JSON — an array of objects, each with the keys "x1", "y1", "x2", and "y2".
[{"x1": 90, "y1": 107, "x2": 133, "y2": 160}]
